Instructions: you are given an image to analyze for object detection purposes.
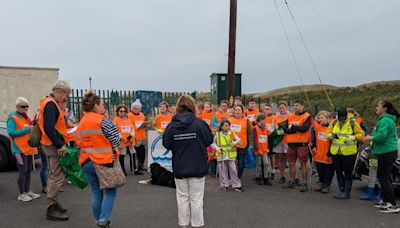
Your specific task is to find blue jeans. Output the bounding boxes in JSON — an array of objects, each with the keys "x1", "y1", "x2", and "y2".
[
  {"x1": 237, "y1": 148, "x2": 246, "y2": 179},
  {"x1": 82, "y1": 161, "x2": 117, "y2": 223},
  {"x1": 39, "y1": 145, "x2": 48, "y2": 187}
]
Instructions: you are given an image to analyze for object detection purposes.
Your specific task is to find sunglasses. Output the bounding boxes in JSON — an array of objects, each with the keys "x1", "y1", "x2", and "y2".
[
  {"x1": 119, "y1": 110, "x2": 127, "y2": 113},
  {"x1": 20, "y1": 105, "x2": 29, "y2": 109}
]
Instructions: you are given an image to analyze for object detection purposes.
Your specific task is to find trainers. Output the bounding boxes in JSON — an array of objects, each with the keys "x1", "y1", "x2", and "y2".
[
  {"x1": 379, "y1": 205, "x2": 400, "y2": 213},
  {"x1": 279, "y1": 177, "x2": 286, "y2": 184},
  {"x1": 257, "y1": 178, "x2": 264, "y2": 185},
  {"x1": 314, "y1": 183, "x2": 323, "y2": 192},
  {"x1": 374, "y1": 202, "x2": 390, "y2": 209},
  {"x1": 98, "y1": 220, "x2": 111, "y2": 228},
  {"x1": 17, "y1": 193, "x2": 33, "y2": 202},
  {"x1": 234, "y1": 187, "x2": 244, "y2": 192},
  {"x1": 321, "y1": 186, "x2": 330, "y2": 193},
  {"x1": 300, "y1": 183, "x2": 308, "y2": 192},
  {"x1": 270, "y1": 172, "x2": 276, "y2": 180},
  {"x1": 42, "y1": 186, "x2": 47, "y2": 193},
  {"x1": 263, "y1": 178, "x2": 272, "y2": 186},
  {"x1": 282, "y1": 180, "x2": 296, "y2": 189},
  {"x1": 294, "y1": 178, "x2": 302, "y2": 186},
  {"x1": 27, "y1": 191, "x2": 41, "y2": 199}
]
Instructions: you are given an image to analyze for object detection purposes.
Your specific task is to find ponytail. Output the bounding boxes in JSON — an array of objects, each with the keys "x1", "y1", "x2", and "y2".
[{"x1": 381, "y1": 100, "x2": 400, "y2": 121}]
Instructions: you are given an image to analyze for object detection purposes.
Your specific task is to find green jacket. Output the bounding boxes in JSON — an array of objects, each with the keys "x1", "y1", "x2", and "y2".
[{"x1": 371, "y1": 113, "x2": 399, "y2": 156}]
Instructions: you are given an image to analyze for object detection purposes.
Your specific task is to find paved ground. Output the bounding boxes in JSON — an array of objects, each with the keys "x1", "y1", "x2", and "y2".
[{"x1": 0, "y1": 166, "x2": 399, "y2": 228}]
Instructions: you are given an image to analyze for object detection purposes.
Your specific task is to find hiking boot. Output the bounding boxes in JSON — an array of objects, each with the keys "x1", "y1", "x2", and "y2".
[
  {"x1": 300, "y1": 183, "x2": 308, "y2": 192},
  {"x1": 278, "y1": 177, "x2": 286, "y2": 184},
  {"x1": 17, "y1": 193, "x2": 32, "y2": 202},
  {"x1": 294, "y1": 178, "x2": 302, "y2": 186},
  {"x1": 98, "y1": 220, "x2": 111, "y2": 228},
  {"x1": 55, "y1": 203, "x2": 68, "y2": 213},
  {"x1": 27, "y1": 191, "x2": 41, "y2": 199},
  {"x1": 46, "y1": 204, "x2": 69, "y2": 221},
  {"x1": 314, "y1": 183, "x2": 323, "y2": 192},
  {"x1": 321, "y1": 185, "x2": 330, "y2": 194},
  {"x1": 234, "y1": 187, "x2": 244, "y2": 192},
  {"x1": 263, "y1": 178, "x2": 272, "y2": 186},
  {"x1": 282, "y1": 180, "x2": 296, "y2": 189},
  {"x1": 379, "y1": 204, "x2": 400, "y2": 213}
]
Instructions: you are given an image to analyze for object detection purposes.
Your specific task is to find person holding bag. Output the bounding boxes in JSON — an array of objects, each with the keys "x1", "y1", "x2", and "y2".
[{"x1": 76, "y1": 91, "x2": 122, "y2": 228}]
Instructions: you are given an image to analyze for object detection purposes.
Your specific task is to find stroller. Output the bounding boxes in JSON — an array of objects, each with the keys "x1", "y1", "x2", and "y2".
[{"x1": 353, "y1": 147, "x2": 400, "y2": 191}]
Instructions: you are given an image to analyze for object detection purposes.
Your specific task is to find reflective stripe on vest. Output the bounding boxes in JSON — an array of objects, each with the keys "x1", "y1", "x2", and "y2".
[
  {"x1": 329, "y1": 120, "x2": 357, "y2": 156},
  {"x1": 10, "y1": 115, "x2": 38, "y2": 155}
]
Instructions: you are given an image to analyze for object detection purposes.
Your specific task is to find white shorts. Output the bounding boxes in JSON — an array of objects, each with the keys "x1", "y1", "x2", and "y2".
[{"x1": 273, "y1": 143, "x2": 288, "y2": 154}]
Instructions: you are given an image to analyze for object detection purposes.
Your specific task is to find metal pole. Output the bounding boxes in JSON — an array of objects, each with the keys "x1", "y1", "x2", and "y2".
[
  {"x1": 89, "y1": 76, "x2": 92, "y2": 89},
  {"x1": 227, "y1": 0, "x2": 237, "y2": 101}
]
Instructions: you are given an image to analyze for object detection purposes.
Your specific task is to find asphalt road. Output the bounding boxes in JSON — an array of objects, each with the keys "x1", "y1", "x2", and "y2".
[{"x1": 0, "y1": 167, "x2": 399, "y2": 228}]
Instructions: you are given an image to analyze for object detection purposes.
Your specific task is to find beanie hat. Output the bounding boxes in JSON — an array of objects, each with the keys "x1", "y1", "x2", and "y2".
[{"x1": 131, "y1": 99, "x2": 142, "y2": 109}]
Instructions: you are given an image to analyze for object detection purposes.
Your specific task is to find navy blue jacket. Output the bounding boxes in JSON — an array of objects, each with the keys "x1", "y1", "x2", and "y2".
[{"x1": 163, "y1": 111, "x2": 213, "y2": 179}]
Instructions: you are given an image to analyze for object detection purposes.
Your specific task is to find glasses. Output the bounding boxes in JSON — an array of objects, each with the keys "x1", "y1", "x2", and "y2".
[
  {"x1": 20, "y1": 105, "x2": 29, "y2": 109},
  {"x1": 119, "y1": 110, "x2": 127, "y2": 113}
]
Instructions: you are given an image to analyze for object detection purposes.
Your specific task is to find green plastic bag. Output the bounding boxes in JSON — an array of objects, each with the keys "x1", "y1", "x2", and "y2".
[
  {"x1": 268, "y1": 120, "x2": 288, "y2": 148},
  {"x1": 59, "y1": 145, "x2": 88, "y2": 189}
]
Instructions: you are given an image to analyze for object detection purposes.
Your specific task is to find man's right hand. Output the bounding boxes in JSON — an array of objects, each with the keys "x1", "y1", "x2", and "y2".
[{"x1": 57, "y1": 146, "x2": 66, "y2": 156}]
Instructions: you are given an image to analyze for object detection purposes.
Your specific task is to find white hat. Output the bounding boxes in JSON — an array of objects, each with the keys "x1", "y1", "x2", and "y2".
[{"x1": 131, "y1": 99, "x2": 142, "y2": 109}]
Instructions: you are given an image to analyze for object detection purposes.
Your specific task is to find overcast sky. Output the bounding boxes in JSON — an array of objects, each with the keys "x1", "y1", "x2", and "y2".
[{"x1": 1, "y1": 0, "x2": 399, "y2": 93}]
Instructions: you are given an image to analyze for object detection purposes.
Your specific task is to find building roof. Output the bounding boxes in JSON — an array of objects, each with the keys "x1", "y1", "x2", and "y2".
[{"x1": 0, "y1": 65, "x2": 59, "y2": 71}]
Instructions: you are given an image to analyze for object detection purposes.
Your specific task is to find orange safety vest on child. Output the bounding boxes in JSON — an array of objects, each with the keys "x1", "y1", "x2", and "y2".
[
  {"x1": 38, "y1": 97, "x2": 67, "y2": 146},
  {"x1": 113, "y1": 116, "x2": 136, "y2": 147},
  {"x1": 254, "y1": 125, "x2": 269, "y2": 155},
  {"x1": 76, "y1": 112, "x2": 116, "y2": 165},
  {"x1": 273, "y1": 113, "x2": 288, "y2": 143},
  {"x1": 215, "y1": 111, "x2": 230, "y2": 124},
  {"x1": 286, "y1": 112, "x2": 311, "y2": 143},
  {"x1": 228, "y1": 117, "x2": 248, "y2": 148},
  {"x1": 245, "y1": 108, "x2": 260, "y2": 125},
  {"x1": 199, "y1": 111, "x2": 214, "y2": 127},
  {"x1": 154, "y1": 114, "x2": 172, "y2": 131},
  {"x1": 313, "y1": 122, "x2": 332, "y2": 164},
  {"x1": 128, "y1": 112, "x2": 146, "y2": 141},
  {"x1": 265, "y1": 115, "x2": 275, "y2": 133},
  {"x1": 10, "y1": 114, "x2": 38, "y2": 155}
]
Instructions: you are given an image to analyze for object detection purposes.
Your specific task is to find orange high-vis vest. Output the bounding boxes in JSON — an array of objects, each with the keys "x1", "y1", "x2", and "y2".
[
  {"x1": 313, "y1": 122, "x2": 332, "y2": 164},
  {"x1": 286, "y1": 112, "x2": 311, "y2": 143},
  {"x1": 228, "y1": 117, "x2": 248, "y2": 148},
  {"x1": 38, "y1": 97, "x2": 67, "y2": 146},
  {"x1": 355, "y1": 116, "x2": 363, "y2": 124},
  {"x1": 254, "y1": 125, "x2": 269, "y2": 155},
  {"x1": 128, "y1": 112, "x2": 146, "y2": 141},
  {"x1": 273, "y1": 113, "x2": 289, "y2": 143},
  {"x1": 10, "y1": 115, "x2": 38, "y2": 155},
  {"x1": 199, "y1": 111, "x2": 214, "y2": 127},
  {"x1": 113, "y1": 116, "x2": 136, "y2": 147},
  {"x1": 76, "y1": 112, "x2": 115, "y2": 165},
  {"x1": 265, "y1": 115, "x2": 275, "y2": 133},
  {"x1": 215, "y1": 111, "x2": 230, "y2": 125},
  {"x1": 245, "y1": 108, "x2": 260, "y2": 124},
  {"x1": 155, "y1": 114, "x2": 172, "y2": 131}
]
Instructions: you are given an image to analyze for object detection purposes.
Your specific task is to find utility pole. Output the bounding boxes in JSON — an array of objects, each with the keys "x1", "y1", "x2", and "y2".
[
  {"x1": 89, "y1": 76, "x2": 92, "y2": 89},
  {"x1": 227, "y1": 0, "x2": 237, "y2": 103}
]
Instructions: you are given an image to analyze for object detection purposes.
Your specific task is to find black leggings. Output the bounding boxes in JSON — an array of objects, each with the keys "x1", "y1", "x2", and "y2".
[
  {"x1": 377, "y1": 151, "x2": 397, "y2": 206},
  {"x1": 14, "y1": 153, "x2": 33, "y2": 194},
  {"x1": 135, "y1": 144, "x2": 146, "y2": 170}
]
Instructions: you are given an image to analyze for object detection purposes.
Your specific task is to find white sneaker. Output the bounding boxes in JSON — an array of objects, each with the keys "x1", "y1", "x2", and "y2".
[
  {"x1": 374, "y1": 201, "x2": 389, "y2": 209},
  {"x1": 27, "y1": 191, "x2": 41, "y2": 199},
  {"x1": 379, "y1": 204, "x2": 400, "y2": 213},
  {"x1": 17, "y1": 193, "x2": 33, "y2": 202}
]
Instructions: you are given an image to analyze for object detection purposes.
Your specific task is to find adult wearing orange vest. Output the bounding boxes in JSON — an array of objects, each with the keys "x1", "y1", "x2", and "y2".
[
  {"x1": 76, "y1": 91, "x2": 121, "y2": 228},
  {"x1": 253, "y1": 114, "x2": 272, "y2": 186},
  {"x1": 154, "y1": 101, "x2": 172, "y2": 133},
  {"x1": 114, "y1": 105, "x2": 137, "y2": 176},
  {"x1": 273, "y1": 101, "x2": 290, "y2": 184},
  {"x1": 212, "y1": 100, "x2": 230, "y2": 129},
  {"x1": 282, "y1": 99, "x2": 312, "y2": 192},
  {"x1": 310, "y1": 111, "x2": 334, "y2": 193},
  {"x1": 7, "y1": 97, "x2": 40, "y2": 202},
  {"x1": 244, "y1": 98, "x2": 260, "y2": 125},
  {"x1": 128, "y1": 99, "x2": 148, "y2": 172},
  {"x1": 199, "y1": 102, "x2": 215, "y2": 129},
  {"x1": 263, "y1": 104, "x2": 276, "y2": 180},
  {"x1": 38, "y1": 80, "x2": 70, "y2": 221},
  {"x1": 229, "y1": 105, "x2": 253, "y2": 179}
]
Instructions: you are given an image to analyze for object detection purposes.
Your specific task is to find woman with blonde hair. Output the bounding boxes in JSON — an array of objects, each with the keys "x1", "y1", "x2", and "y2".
[{"x1": 163, "y1": 94, "x2": 213, "y2": 228}]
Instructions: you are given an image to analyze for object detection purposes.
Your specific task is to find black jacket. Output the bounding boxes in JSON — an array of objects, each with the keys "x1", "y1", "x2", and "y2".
[{"x1": 163, "y1": 111, "x2": 213, "y2": 179}]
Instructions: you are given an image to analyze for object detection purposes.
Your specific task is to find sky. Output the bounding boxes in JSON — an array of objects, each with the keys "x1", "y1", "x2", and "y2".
[{"x1": 1, "y1": 0, "x2": 399, "y2": 93}]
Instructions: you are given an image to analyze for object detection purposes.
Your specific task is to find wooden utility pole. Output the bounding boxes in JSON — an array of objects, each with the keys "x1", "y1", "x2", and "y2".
[{"x1": 227, "y1": 0, "x2": 237, "y2": 102}]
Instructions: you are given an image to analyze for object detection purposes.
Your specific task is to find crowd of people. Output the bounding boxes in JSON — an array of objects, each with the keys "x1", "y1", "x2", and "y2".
[{"x1": 6, "y1": 80, "x2": 400, "y2": 228}]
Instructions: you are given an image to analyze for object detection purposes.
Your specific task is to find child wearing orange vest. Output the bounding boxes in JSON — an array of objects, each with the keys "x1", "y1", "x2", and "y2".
[
  {"x1": 245, "y1": 98, "x2": 260, "y2": 126},
  {"x1": 154, "y1": 101, "x2": 172, "y2": 133},
  {"x1": 311, "y1": 111, "x2": 334, "y2": 193},
  {"x1": 253, "y1": 114, "x2": 272, "y2": 186}
]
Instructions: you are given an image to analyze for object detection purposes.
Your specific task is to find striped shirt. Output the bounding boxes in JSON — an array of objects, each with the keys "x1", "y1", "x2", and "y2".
[{"x1": 101, "y1": 117, "x2": 121, "y2": 148}]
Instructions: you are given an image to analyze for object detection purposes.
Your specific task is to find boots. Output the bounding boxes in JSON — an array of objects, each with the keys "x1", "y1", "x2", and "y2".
[
  {"x1": 360, "y1": 187, "x2": 374, "y2": 201},
  {"x1": 375, "y1": 187, "x2": 383, "y2": 202},
  {"x1": 55, "y1": 202, "x2": 68, "y2": 213},
  {"x1": 335, "y1": 180, "x2": 352, "y2": 199},
  {"x1": 46, "y1": 204, "x2": 69, "y2": 221}
]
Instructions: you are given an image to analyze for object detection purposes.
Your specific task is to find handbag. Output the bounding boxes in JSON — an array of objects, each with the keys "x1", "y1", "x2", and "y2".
[
  {"x1": 93, "y1": 153, "x2": 126, "y2": 189},
  {"x1": 28, "y1": 123, "x2": 42, "y2": 147}
]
